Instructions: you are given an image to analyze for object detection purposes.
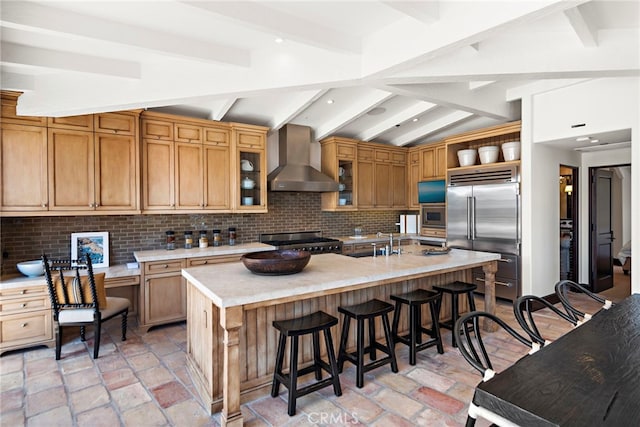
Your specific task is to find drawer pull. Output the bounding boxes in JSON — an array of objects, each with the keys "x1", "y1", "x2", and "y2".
[
  {"x1": 21, "y1": 323, "x2": 28, "y2": 328},
  {"x1": 476, "y1": 277, "x2": 513, "y2": 287},
  {"x1": 21, "y1": 289, "x2": 27, "y2": 295},
  {"x1": 163, "y1": 264, "x2": 168, "y2": 268},
  {"x1": 22, "y1": 303, "x2": 27, "y2": 308},
  {"x1": 203, "y1": 260, "x2": 208, "y2": 264}
]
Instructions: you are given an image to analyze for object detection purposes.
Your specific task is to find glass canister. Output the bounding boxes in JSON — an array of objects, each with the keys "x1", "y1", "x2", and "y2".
[
  {"x1": 165, "y1": 230, "x2": 176, "y2": 250},
  {"x1": 199, "y1": 230, "x2": 208, "y2": 248},
  {"x1": 212, "y1": 229, "x2": 222, "y2": 247},
  {"x1": 184, "y1": 231, "x2": 193, "y2": 249},
  {"x1": 228, "y1": 227, "x2": 236, "y2": 246}
]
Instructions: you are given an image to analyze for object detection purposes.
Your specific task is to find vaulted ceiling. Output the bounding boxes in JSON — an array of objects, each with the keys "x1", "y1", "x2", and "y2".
[{"x1": 1, "y1": 1, "x2": 638, "y2": 147}]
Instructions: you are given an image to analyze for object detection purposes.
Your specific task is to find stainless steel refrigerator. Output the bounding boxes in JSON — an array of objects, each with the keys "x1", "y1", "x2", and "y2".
[{"x1": 447, "y1": 165, "x2": 521, "y2": 300}]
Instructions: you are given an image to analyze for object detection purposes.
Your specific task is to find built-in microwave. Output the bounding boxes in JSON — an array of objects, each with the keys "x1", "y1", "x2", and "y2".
[{"x1": 421, "y1": 203, "x2": 446, "y2": 229}]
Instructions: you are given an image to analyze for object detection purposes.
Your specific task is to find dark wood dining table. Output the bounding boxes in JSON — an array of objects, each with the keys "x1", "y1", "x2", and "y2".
[{"x1": 474, "y1": 293, "x2": 640, "y2": 426}]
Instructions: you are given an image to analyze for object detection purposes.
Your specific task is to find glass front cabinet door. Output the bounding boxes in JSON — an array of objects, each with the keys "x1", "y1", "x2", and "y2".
[{"x1": 233, "y1": 124, "x2": 268, "y2": 212}]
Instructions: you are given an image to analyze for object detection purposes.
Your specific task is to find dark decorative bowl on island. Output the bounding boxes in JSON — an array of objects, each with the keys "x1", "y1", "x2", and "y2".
[{"x1": 241, "y1": 250, "x2": 311, "y2": 275}]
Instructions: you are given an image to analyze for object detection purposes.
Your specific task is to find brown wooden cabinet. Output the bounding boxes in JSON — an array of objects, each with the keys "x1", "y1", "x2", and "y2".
[
  {"x1": 420, "y1": 141, "x2": 446, "y2": 180},
  {"x1": 321, "y1": 137, "x2": 358, "y2": 210},
  {"x1": 140, "y1": 259, "x2": 186, "y2": 333},
  {"x1": 0, "y1": 284, "x2": 54, "y2": 356},
  {"x1": 233, "y1": 123, "x2": 268, "y2": 212},
  {"x1": 141, "y1": 113, "x2": 255, "y2": 213},
  {"x1": 408, "y1": 149, "x2": 421, "y2": 209},
  {"x1": 445, "y1": 121, "x2": 521, "y2": 171},
  {"x1": 0, "y1": 99, "x2": 140, "y2": 216},
  {"x1": 322, "y1": 138, "x2": 407, "y2": 211},
  {"x1": 0, "y1": 124, "x2": 49, "y2": 212},
  {"x1": 48, "y1": 114, "x2": 139, "y2": 213}
]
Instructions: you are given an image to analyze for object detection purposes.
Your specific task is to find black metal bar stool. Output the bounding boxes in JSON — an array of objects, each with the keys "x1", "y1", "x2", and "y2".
[
  {"x1": 432, "y1": 281, "x2": 477, "y2": 347},
  {"x1": 271, "y1": 311, "x2": 342, "y2": 416},
  {"x1": 337, "y1": 299, "x2": 398, "y2": 388},
  {"x1": 390, "y1": 289, "x2": 444, "y2": 365}
]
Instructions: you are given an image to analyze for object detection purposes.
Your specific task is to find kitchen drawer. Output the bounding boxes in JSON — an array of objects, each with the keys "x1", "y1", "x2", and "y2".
[
  {"x1": 374, "y1": 149, "x2": 391, "y2": 162},
  {"x1": 104, "y1": 275, "x2": 140, "y2": 288},
  {"x1": 336, "y1": 144, "x2": 356, "y2": 159},
  {"x1": 0, "y1": 285, "x2": 48, "y2": 299},
  {"x1": 472, "y1": 273, "x2": 519, "y2": 301},
  {"x1": 187, "y1": 255, "x2": 242, "y2": 267},
  {"x1": 0, "y1": 310, "x2": 53, "y2": 345},
  {"x1": 204, "y1": 126, "x2": 230, "y2": 146},
  {"x1": 358, "y1": 147, "x2": 374, "y2": 161},
  {"x1": 420, "y1": 227, "x2": 447, "y2": 238},
  {"x1": 94, "y1": 112, "x2": 136, "y2": 135},
  {"x1": 0, "y1": 295, "x2": 50, "y2": 314},
  {"x1": 175, "y1": 123, "x2": 203, "y2": 143},
  {"x1": 144, "y1": 259, "x2": 185, "y2": 275},
  {"x1": 141, "y1": 119, "x2": 174, "y2": 140}
]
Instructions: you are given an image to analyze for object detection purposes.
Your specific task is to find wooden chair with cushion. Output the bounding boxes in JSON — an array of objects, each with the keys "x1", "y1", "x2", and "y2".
[
  {"x1": 455, "y1": 311, "x2": 538, "y2": 427},
  {"x1": 554, "y1": 280, "x2": 613, "y2": 324},
  {"x1": 513, "y1": 294, "x2": 577, "y2": 345},
  {"x1": 42, "y1": 253, "x2": 129, "y2": 359}
]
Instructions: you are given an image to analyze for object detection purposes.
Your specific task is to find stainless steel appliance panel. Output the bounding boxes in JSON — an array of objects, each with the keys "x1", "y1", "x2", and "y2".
[
  {"x1": 471, "y1": 182, "x2": 520, "y2": 255},
  {"x1": 472, "y1": 254, "x2": 520, "y2": 300},
  {"x1": 446, "y1": 185, "x2": 473, "y2": 250}
]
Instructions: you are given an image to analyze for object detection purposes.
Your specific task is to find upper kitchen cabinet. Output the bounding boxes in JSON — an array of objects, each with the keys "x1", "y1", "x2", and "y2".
[
  {"x1": 48, "y1": 111, "x2": 140, "y2": 213},
  {"x1": 0, "y1": 124, "x2": 48, "y2": 212},
  {"x1": 0, "y1": 94, "x2": 141, "y2": 216},
  {"x1": 321, "y1": 137, "x2": 407, "y2": 211},
  {"x1": 407, "y1": 149, "x2": 421, "y2": 209},
  {"x1": 445, "y1": 121, "x2": 521, "y2": 171},
  {"x1": 141, "y1": 112, "x2": 234, "y2": 213},
  {"x1": 420, "y1": 142, "x2": 446, "y2": 180},
  {"x1": 232, "y1": 123, "x2": 268, "y2": 213},
  {"x1": 320, "y1": 137, "x2": 358, "y2": 211}
]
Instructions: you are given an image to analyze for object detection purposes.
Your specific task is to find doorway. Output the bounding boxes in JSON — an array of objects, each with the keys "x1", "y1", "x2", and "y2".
[
  {"x1": 589, "y1": 164, "x2": 631, "y2": 294},
  {"x1": 559, "y1": 165, "x2": 578, "y2": 282}
]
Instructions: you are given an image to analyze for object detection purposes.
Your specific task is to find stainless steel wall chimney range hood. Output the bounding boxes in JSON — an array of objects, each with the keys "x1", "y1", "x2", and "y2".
[{"x1": 267, "y1": 124, "x2": 339, "y2": 192}]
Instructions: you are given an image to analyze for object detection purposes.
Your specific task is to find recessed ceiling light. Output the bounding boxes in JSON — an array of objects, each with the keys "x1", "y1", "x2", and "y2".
[
  {"x1": 326, "y1": 99, "x2": 334, "y2": 104},
  {"x1": 576, "y1": 136, "x2": 590, "y2": 142},
  {"x1": 412, "y1": 118, "x2": 419, "y2": 122},
  {"x1": 275, "y1": 37, "x2": 284, "y2": 43},
  {"x1": 590, "y1": 139, "x2": 599, "y2": 143}
]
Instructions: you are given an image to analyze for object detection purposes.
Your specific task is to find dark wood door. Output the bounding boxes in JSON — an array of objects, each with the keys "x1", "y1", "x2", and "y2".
[{"x1": 590, "y1": 168, "x2": 614, "y2": 292}]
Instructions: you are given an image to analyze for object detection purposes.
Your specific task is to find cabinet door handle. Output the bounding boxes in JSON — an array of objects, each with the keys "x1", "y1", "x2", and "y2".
[
  {"x1": 203, "y1": 260, "x2": 208, "y2": 264},
  {"x1": 42, "y1": 203, "x2": 47, "y2": 208},
  {"x1": 21, "y1": 289, "x2": 26, "y2": 295},
  {"x1": 163, "y1": 264, "x2": 168, "y2": 268},
  {"x1": 22, "y1": 303, "x2": 27, "y2": 308},
  {"x1": 21, "y1": 323, "x2": 28, "y2": 328}
]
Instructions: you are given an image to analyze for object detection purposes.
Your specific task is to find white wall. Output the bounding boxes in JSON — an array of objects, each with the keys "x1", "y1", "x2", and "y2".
[{"x1": 523, "y1": 77, "x2": 638, "y2": 296}]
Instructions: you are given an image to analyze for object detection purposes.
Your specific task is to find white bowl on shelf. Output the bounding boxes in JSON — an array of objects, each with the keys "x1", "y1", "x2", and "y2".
[
  {"x1": 478, "y1": 146, "x2": 499, "y2": 164},
  {"x1": 502, "y1": 141, "x2": 521, "y2": 161},
  {"x1": 338, "y1": 198, "x2": 347, "y2": 206},
  {"x1": 17, "y1": 260, "x2": 44, "y2": 277},
  {"x1": 457, "y1": 149, "x2": 477, "y2": 167}
]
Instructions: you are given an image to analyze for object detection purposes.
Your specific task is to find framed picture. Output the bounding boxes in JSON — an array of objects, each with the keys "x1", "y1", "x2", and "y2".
[{"x1": 71, "y1": 232, "x2": 109, "y2": 268}]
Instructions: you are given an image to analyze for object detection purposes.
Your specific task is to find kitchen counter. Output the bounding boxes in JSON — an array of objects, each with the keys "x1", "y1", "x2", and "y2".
[
  {"x1": 0, "y1": 264, "x2": 140, "y2": 289},
  {"x1": 336, "y1": 233, "x2": 446, "y2": 245},
  {"x1": 183, "y1": 247, "x2": 499, "y2": 425},
  {"x1": 133, "y1": 242, "x2": 275, "y2": 262},
  {"x1": 183, "y1": 247, "x2": 497, "y2": 308}
]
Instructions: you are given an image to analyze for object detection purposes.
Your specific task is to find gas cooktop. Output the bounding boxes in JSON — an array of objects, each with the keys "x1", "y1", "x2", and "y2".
[{"x1": 260, "y1": 231, "x2": 342, "y2": 254}]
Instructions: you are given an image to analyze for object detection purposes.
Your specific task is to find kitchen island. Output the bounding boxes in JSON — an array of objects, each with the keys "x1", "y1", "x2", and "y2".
[{"x1": 182, "y1": 247, "x2": 500, "y2": 426}]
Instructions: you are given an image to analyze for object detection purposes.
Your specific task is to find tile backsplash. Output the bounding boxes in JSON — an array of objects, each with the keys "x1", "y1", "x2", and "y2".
[{"x1": 1, "y1": 192, "x2": 416, "y2": 274}]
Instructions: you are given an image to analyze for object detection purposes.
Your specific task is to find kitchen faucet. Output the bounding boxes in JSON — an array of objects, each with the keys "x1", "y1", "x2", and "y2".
[{"x1": 376, "y1": 232, "x2": 402, "y2": 255}]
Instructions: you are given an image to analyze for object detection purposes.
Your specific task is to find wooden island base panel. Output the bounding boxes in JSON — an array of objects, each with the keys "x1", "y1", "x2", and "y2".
[{"x1": 182, "y1": 249, "x2": 500, "y2": 426}]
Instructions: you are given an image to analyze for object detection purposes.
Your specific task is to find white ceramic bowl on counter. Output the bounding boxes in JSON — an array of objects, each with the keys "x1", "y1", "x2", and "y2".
[
  {"x1": 502, "y1": 141, "x2": 521, "y2": 161},
  {"x1": 457, "y1": 149, "x2": 477, "y2": 167},
  {"x1": 17, "y1": 260, "x2": 45, "y2": 277},
  {"x1": 478, "y1": 146, "x2": 499, "y2": 164}
]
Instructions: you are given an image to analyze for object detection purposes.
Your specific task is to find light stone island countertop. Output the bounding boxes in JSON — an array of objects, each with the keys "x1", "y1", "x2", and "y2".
[
  {"x1": 0, "y1": 264, "x2": 141, "y2": 290},
  {"x1": 133, "y1": 242, "x2": 275, "y2": 263},
  {"x1": 335, "y1": 233, "x2": 446, "y2": 245},
  {"x1": 182, "y1": 247, "x2": 500, "y2": 309}
]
